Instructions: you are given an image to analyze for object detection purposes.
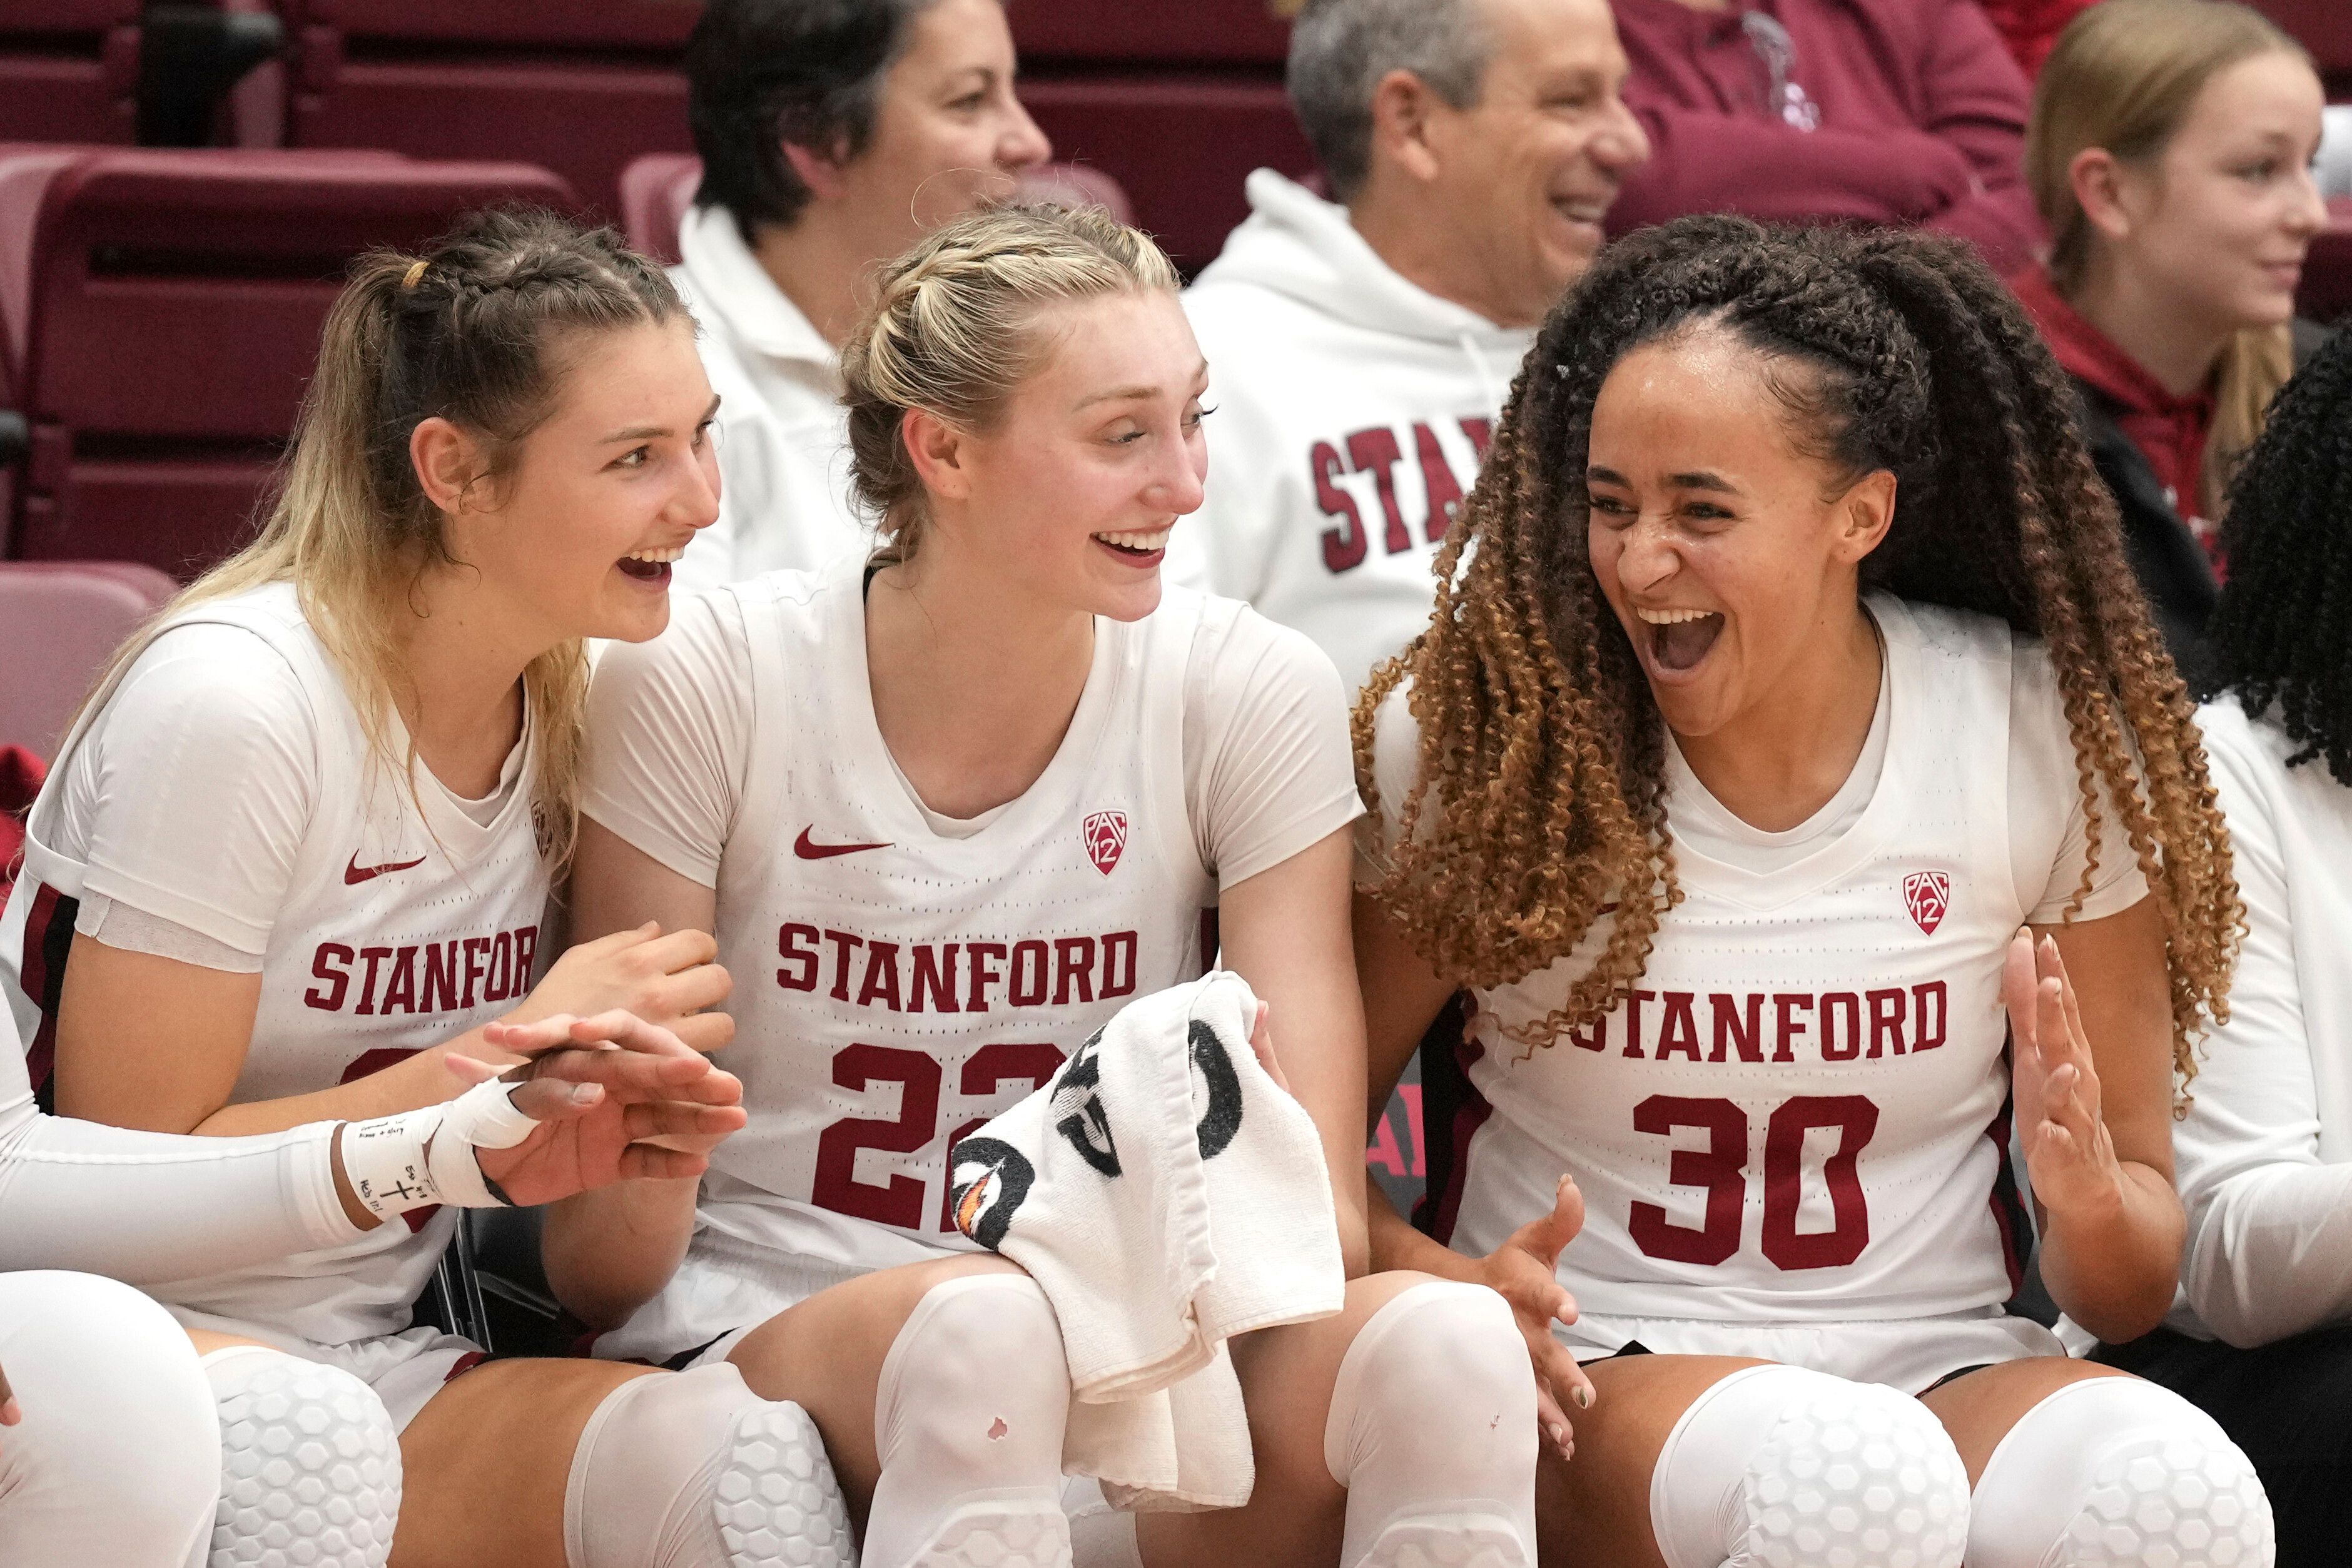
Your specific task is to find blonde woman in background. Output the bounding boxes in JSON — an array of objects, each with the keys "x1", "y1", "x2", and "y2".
[
  {"x1": 2014, "y1": 0, "x2": 2327, "y2": 690},
  {"x1": 554, "y1": 201, "x2": 1544, "y2": 1568}
]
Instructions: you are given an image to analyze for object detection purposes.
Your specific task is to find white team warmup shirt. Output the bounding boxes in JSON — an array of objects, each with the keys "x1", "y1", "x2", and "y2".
[
  {"x1": 1167, "y1": 169, "x2": 1535, "y2": 697},
  {"x1": 580, "y1": 562, "x2": 1362, "y2": 1363},
  {"x1": 0, "y1": 583, "x2": 549, "y2": 1424},
  {"x1": 2166, "y1": 698, "x2": 2352, "y2": 1348},
  {"x1": 1362, "y1": 596, "x2": 2147, "y2": 1392},
  {"x1": 671, "y1": 202, "x2": 874, "y2": 594}
]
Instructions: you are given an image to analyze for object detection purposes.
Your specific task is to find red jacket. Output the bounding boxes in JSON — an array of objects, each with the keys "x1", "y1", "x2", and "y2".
[
  {"x1": 1976, "y1": 0, "x2": 2099, "y2": 78},
  {"x1": 1605, "y1": 0, "x2": 2045, "y2": 276}
]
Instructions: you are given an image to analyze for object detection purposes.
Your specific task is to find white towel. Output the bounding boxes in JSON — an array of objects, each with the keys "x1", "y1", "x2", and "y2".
[{"x1": 947, "y1": 971, "x2": 1347, "y2": 1512}]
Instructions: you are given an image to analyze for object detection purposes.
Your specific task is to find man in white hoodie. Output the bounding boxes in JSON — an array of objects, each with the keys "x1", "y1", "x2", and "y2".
[{"x1": 1171, "y1": 0, "x2": 1648, "y2": 693}]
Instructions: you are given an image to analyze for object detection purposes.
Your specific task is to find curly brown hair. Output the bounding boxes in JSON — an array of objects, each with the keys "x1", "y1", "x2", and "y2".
[{"x1": 1355, "y1": 216, "x2": 2239, "y2": 1083}]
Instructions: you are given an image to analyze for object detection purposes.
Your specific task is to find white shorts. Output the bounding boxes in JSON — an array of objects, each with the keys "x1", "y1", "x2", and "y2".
[
  {"x1": 167, "y1": 1305, "x2": 481, "y2": 1429},
  {"x1": 590, "y1": 1228, "x2": 883, "y2": 1369},
  {"x1": 1562, "y1": 1307, "x2": 2066, "y2": 1394}
]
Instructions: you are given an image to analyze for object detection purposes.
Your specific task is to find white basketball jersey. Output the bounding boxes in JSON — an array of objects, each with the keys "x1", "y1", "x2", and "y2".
[
  {"x1": 0, "y1": 584, "x2": 549, "y2": 1347},
  {"x1": 694, "y1": 568, "x2": 1217, "y2": 1279},
  {"x1": 1439, "y1": 598, "x2": 2033, "y2": 1334}
]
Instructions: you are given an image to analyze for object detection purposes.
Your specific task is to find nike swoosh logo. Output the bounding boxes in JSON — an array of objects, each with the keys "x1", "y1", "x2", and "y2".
[
  {"x1": 794, "y1": 827, "x2": 892, "y2": 860},
  {"x1": 345, "y1": 853, "x2": 428, "y2": 885}
]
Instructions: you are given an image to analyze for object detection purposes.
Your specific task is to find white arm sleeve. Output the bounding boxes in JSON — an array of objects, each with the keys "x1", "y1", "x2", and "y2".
[
  {"x1": 2173, "y1": 712, "x2": 2352, "y2": 1347},
  {"x1": 579, "y1": 589, "x2": 752, "y2": 888},
  {"x1": 66, "y1": 623, "x2": 315, "y2": 957},
  {"x1": 0, "y1": 1012, "x2": 359, "y2": 1279},
  {"x1": 1182, "y1": 601, "x2": 1364, "y2": 889}
]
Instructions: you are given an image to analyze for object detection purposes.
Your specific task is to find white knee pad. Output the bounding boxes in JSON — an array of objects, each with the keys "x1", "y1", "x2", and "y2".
[
  {"x1": 1324, "y1": 1282, "x2": 1539, "y2": 1568},
  {"x1": 1650, "y1": 1364, "x2": 1969, "y2": 1568},
  {"x1": 1969, "y1": 1375, "x2": 2274, "y2": 1568},
  {"x1": 203, "y1": 1346, "x2": 400, "y2": 1568},
  {"x1": 564, "y1": 1363, "x2": 851, "y2": 1568},
  {"x1": 0, "y1": 1272, "x2": 221, "y2": 1568},
  {"x1": 863, "y1": 1273, "x2": 1074, "y2": 1568}
]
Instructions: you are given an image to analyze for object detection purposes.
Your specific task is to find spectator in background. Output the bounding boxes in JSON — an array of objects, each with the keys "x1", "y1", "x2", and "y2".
[
  {"x1": 1979, "y1": 0, "x2": 2097, "y2": 79},
  {"x1": 674, "y1": 0, "x2": 1052, "y2": 591},
  {"x1": 1169, "y1": 0, "x2": 1648, "y2": 695},
  {"x1": 1602, "y1": 0, "x2": 2043, "y2": 275},
  {"x1": 2014, "y1": 0, "x2": 2324, "y2": 690}
]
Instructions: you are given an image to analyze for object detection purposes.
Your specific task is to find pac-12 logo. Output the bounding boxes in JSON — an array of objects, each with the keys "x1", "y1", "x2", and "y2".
[
  {"x1": 1082, "y1": 811, "x2": 1128, "y2": 876},
  {"x1": 1902, "y1": 871, "x2": 1950, "y2": 935}
]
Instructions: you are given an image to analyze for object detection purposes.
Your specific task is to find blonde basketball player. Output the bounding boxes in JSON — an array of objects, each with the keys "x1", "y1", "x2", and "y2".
[
  {"x1": 552, "y1": 203, "x2": 1542, "y2": 1568},
  {"x1": 1354, "y1": 216, "x2": 2274, "y2": 1568},
  {"x1": 0, "y1": 211, "x2": 851, "y2": 1568}
]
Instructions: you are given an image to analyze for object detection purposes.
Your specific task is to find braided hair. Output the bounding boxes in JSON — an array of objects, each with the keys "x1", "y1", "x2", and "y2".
[
  {"x1": 1356, "y1": 216, "x2": 2239, "y2": 1083},
  {"x1": 2209, "y1": 321, "x2": 2352, "y2": 781},
  {"x1": 77, "y1": 206, "x2": 684, "y2": 873},
  {"x1": 839, "y1": 201, "x2": 1180, "y2": 563}
]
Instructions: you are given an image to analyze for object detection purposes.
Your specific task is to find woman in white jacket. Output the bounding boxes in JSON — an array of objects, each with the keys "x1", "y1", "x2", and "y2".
[{"x1": 2099, "y1": 319, "x2": 2352, "y2": 1566}]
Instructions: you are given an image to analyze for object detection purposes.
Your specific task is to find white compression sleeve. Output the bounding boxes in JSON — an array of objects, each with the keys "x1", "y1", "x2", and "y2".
[
  {"x1": 564, "y1": 1364, "x2": 851, "y2": 1568},
  {"x1": 1323, "y1": 1282, "x2": 1540, "y2": 1568},
  {"x1": 0, "y1": 1107, "x2": 358, "y2": 1280},
  {"x1": 0, "y1": 1271, "x2": 221, "y2": 1567},
  {"x1": 1969, "y1": 1375, "x2": 2273, "y2": 1568},
  {"x1": 1648, "y1": 1364, "x2": 1970, "y2": 1568}
]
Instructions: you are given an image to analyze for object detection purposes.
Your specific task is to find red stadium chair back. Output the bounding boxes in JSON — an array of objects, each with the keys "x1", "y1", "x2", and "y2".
[
  {"x1": 618, "y1": 151, "x2": 701, "y2": 266},
  {"x1": 280, "y1": 0, "x2": 697, "y2": 221},
  {"x1": 1020, "y1": 78, "x2": 1314, "y2": 275},
  {"x1": 619, "y1": 153, "x2": 1139, "y2": 268},
  {"x1": 0, "y1": 146, "x2": 574, "y2": 578},
  {"x1": 0, "y1": 0, "x2": 141, "y2": 144},
  {"x1": 2301, "y1": 200, "x2": 2352, "y2": 325},
  {"x1": 0, "y1": 559, "x2": 177, "y2": 759},
  {"x1": 1013, "y1": 0, "x2": 1292, "y2": 66},
  {"x1": 1013, "y1": 2, "x2": 1309, "y2": 274},
  {"x1": 2252, "y1": 1, "x2": 2352, "y2": 97}
]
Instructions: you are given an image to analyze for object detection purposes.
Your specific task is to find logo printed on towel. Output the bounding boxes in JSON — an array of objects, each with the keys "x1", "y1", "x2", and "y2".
[
  {"x1": 1082, "y1": 810, "x2": 1128, "y2": 876},
  {"x1": 1189, "y1": 1019, "x2": 1244, "y2": 1160},
  {"x1": 1052, "y1": 1026, "x2": 1120, "y2": 1176},
  {"x1": 1903, "y1": 870, "x2": 1951, "y2": 935},
  {"x1": 948, "y1": 1136, "x2": 1035, "y2": 1252}
]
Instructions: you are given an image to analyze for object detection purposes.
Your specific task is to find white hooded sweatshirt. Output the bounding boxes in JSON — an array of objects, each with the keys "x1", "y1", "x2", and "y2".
[{"x1": 1168, "y1": 170, "x2": 1536, "y2": 695}]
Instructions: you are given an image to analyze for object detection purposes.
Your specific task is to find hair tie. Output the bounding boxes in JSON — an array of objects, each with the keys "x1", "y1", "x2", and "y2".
[{"x1": 400, "y1": 258, "x2": 428, "y2": 292}]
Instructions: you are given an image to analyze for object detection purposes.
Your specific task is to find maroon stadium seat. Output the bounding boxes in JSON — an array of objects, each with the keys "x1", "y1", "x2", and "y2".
[
  {"x1": 1012, "y1": 0, "x2": 1292, "y2": 66},
  {"x1": 278, "y1": 0, "x2": 697, "y2": 222},
  {"x1": 2301, "y1": 200, "x2": 2352, "y2": 326},
  {"x1": 619, "y1": 152, "x2": 1138, "y2": 268},
  {"x1": 2253, "y1": 1, "x2": 2352, "y2": 98},
  {"x1": 0, "y1": 559, "x2": 177, "y2": 759},
  {"x1": 0, "y1": 146, "x2": 574, "y2": 578},
  {"x1": 0, "y1": 0, "x2": 141, "y2": 144},
  {"x1": 1021, "y1": 78, "x2": 1314, "y2": 275}
]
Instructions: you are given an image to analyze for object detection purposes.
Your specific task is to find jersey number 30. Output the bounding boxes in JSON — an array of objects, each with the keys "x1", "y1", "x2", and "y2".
[{"x1": 1630, "y1": 1094, "x2": 1880, "y2": 1270}]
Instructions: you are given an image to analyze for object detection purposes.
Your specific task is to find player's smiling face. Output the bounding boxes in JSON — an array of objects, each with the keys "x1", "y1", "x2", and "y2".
[
  {"x1": 1584, "y1": 322, "x2": 1896, "y2": 741},
  {"x1": 923, "y1": 290, "x2": 1209, "y2": 623},
  {"x1": 428, "y1": 317, "x2": 721, "y2": 645}
]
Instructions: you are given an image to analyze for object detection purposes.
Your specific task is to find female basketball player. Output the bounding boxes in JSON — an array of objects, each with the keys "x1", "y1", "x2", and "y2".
[
  {"x1": 0, "y1": 210, "x2": 837, "y2": 1568},
  {"x1": 552, "y1": 203, "x2": 1543, "y2": 1568},
  {"x1": 2118, "y1": 320, "x2": 2352, "y2": 1562},
  {"x1": 1353, "y1": 215, "x2": 2272, "y2": 1568}
]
